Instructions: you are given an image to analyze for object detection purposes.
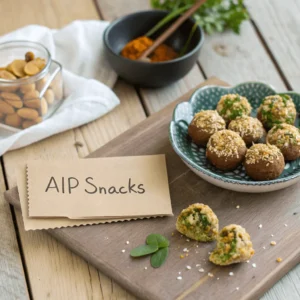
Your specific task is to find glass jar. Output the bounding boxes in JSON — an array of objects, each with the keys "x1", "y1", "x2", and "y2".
[{"x1": 0, "y1": 41, "x2": 63, "y2": 133}]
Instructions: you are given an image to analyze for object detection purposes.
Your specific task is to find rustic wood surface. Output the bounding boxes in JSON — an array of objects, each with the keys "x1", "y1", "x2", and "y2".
[
  {"x1": 0, "y1": 0, "x2": 299, "y2": 299},
  {"x1": 5, "y1": 78, "x2": 300, "y2": 300}
]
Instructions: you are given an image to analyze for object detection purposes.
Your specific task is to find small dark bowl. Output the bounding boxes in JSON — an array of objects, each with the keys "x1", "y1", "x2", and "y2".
[{"x1": 103, "y1": 10, "x2": 204, "y2": 88}]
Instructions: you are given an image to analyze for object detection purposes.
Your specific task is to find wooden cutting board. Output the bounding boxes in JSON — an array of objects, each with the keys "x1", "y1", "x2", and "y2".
[{"x1": 5, "y1": 78, "x2": 300, "y2": 300}]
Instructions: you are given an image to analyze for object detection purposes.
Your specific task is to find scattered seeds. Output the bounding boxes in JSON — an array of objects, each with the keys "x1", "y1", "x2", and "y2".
[
  {"x1": 246, "y1": 260, "x2": 250, "y2": 263},
  {"x1": 186, "y1": 239, "x2": 190, "y2": 242},
  {"x1": 271, "y1": 234, "x2": 274, "y2": 237},
  {"x1": 229, "y1": 272, "x2": 234, "y2": 276},
  {"x1": 252, "y1": 263, "x2": 256, "y2": 268},
  {"x1": 186, "y1": 265, "x2": 192, "y2": 270},
  {"x1": 217, "y1": 278, "x2": 220, "y2": 280},
  {"x1": 178, "y1": 272, "x2": 181, "y2": 274},
  {"x1": 236, "y1": 287, "x2": 240, "y2": 291},
  {"x1": 196, "y1": 264, "x2": 201, "y2": 267},
  {"x1": 270, "y1": 241, "x2": 277, "y2": 246},
  {"x1": 177, "y1": 276, "x2": 182, "y2": 280},
  {"x1": 180, "y1": 254, "x2": 185, "y2": 259},
  {"x1": 258, "y1": 224, "x2": 262, "y2": 229},
  {"x1": 276, "y1": 258, "x2": 282, "y2": 263},
  {"x1": 199, "y1": 268, "x2": 205, "y2": 273},
  {"x1": 172, "y1": 232, "x2": 174, "y2": 236},
  {"x1": 126, "y1": 241, "x2": 130, "y2": 245},
  {"x1": 208, "y1": 273, "x2": 214, "y2": 277},
  {"x1": 284, "y1": 224, "x2": 288, "y2": 227},
  {"x1": 236, "y1": 205, "x2": 240, "y2": 209},
  {"x1": 183, "y1": 248, "x2": 189, "y2": 252},
  {"x1": 144, "y1": 267, "x2": 147, "y2": 270},
  {"x1": 122, "y1": 249, "x2": 126, "y2": 253},
  {"x1": 263, "y1": 246, "x2": 266, "y2": 250}
]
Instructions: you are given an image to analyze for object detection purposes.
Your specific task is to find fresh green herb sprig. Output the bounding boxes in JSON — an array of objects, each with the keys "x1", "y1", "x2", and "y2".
[
  {"x1": 130, "y1": 234, "x2": 170, "y2": 268},
  {"x1": 151, "y1": 0, "x2": 249, "y2": 35}
]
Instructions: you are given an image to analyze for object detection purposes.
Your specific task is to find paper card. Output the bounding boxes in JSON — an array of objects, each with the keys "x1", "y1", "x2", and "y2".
[
  {"x1": 27, "y1": 155, "x2": 173, "y2": 219},
  {"x1": 16, "y1": 164, "x2": 158, "y2": 231}
]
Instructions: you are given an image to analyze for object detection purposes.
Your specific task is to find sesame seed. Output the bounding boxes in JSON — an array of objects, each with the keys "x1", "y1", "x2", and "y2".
[
  {"x1": 236, "y1": 205, "x2": 240, "y2": 209},
  {"x1": 208, "y1": 273, "x2": 214, "y2": 277},
  {"x1": 263, "y1": 246, "x2": 266, "y2": 250},
  {"x1": 258, "y1": 224, "x2": 262, "y2": 229},
  {"x1": 199, "y1": 268, "x2": 205, "y2": 273},
  {"x1": 236, "y1": 287, "x2": 240, "y2": 291},
  {"x1": 284, "y1": 224, "x2": 288, "y2": 227},
  {"x1": 121, "y1": 249, "x2": 126, "y2": 253},
  {"x1": 186, "y1": 266, "x2": 192, "y2": 270},
  {"x1": 229, "y1": 272, "x2": 234, "y2": 276},
  {"x1": 126, "y1": 241, "x2": 130, "y2": 245},
  {"x1": 217, "y1": 278, "x2": 220, "y2": 280},
  {"x1": 196, "y1": 264, "x2": 201, "y2": 267},
  {"x1": 186, "y1": 239, "x2": 190, "y2": 242},
  {"x1": 271, "y1": 234, "x2": 274, "y2": 237},
  {"x1": 183, "y1": 248, "x2": 189, "y2": 252},
  {"x1": 246, "y1": 260, "x2": 250, "y2": 263},
  {"x1": 177, "y1": 276, "x2": 182, "y2": 280},
  {"x1": 252, "y1": 263, "x2": 256, "y2": 268},
  {"x1": 178, "y1": 272, "x2": 181, "y2": 274},
  {"x1": 144, "y1": 267, "x2": 147, "y2": 270},
  {"x1": 270, "y1": 241, "x2": 277, "y2": 246}
]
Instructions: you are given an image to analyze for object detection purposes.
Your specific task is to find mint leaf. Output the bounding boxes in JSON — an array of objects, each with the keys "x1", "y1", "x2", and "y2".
[
  {"x1": 151, "y1": 247, "x2": 169, "y2": 268},
  {"x1": 130, "y1": 244, "x2": 158, "y2": 257},
  {"x1": 146, "y1": 234, "x2": 169, "y2": 248}
]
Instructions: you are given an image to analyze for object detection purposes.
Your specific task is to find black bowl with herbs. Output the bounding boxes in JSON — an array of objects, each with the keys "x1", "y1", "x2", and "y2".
[{"x1": 103, "y1": 10, "x2": 204, "y2": 88}]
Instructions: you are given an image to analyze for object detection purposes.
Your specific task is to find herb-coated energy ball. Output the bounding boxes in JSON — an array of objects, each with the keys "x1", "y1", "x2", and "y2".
[
  {"x1": 209, "y1": 224, "x2": 255, "y2": 266},
  {"x1": 244, "y1": 143, "x2": 285, "y2": 181},
  {"x1": 206, "y1": 130, "x2": 247, "y2": 171},
  {"x1": 176, "y1": 203, "x2": 219, "y2": 242},
  {"x1": 257, "y1": 94, "x2": 296, "y2": 129},
  {"x1": 216, "y1": 94, "x2": 252, "y2": 123},
  {"x1": 228, "y1": 116, "x2": 265, "y2": 146},
  {"x1": 267, "y1": 124, "x2": 300, "y2": 161},
  {"x1": 188, "y1": 110, "x2": 226, "y2": 146}
]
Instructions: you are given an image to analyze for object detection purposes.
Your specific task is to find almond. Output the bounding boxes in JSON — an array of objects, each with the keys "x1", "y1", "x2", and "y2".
[
  {"x1": 23, "y1": 90, "x2": 40, "y2": 100},
  {"x1": 24, "y1": 61, "x2": 40, "y2": 76},
  {"x1": 11, "y1": 59, "x2": 26, "y2": 78},
  {"x1": 17, "y1": 108, "x2": 39, "y2": 120},
  {"x1": 0, "y1": 99, "x2": 15, "y2": 114},
  {"x1": 5, "y1": 113, "x2": 22, "y2": 127},
  {"x1": 24, "y1": 98, "x2": 41, "y2": 109},
  {"x1": 41, "y1": 97, "x2": 48, "y2": 115},
  {"x1": 44, "y1": 89, "x2": 54, "y2": 104}
]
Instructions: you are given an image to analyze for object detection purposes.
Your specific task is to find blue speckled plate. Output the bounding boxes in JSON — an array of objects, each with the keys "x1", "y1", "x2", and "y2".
[{"x1": 169, "y1": 82, "x2": 300, "y2": 193}]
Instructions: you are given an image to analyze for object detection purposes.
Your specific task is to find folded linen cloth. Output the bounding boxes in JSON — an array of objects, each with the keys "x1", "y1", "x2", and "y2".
[{"x1": 0, "y1": 20, "x2": 119, "y2": 156}]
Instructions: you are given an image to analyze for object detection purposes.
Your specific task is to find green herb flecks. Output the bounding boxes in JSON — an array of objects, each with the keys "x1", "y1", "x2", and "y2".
[
  {"x1": 130, "y1": 234, "x2": 170, "y2": 268},
  {"x1": 151, "y1": 0, "x2": 249, "y2": 35},
  {"x1": 219, "y1": 230, "x2": 237, "y2": 262}
]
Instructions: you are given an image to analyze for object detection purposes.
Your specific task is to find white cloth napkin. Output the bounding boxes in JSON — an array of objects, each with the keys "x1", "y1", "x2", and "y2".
[{"x1": 0, "y1": 20, "x2": 119, "y2": 156}]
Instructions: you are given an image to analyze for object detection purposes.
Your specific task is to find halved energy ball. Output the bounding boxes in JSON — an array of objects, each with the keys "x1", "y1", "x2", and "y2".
[
  {"x1": 206, "y1": 130, "x2": 247, "y2": 171},
  {"x1": 257, "y1": 94, "x2": 296, "y2": 130},
  {"x1": 244, "y1": 143, "x2": 285, "y2": 181},
  {"x1": 209, "y1": 224, "x2": 255, "y2": 266},
  {"x1": 267, "y1": 123, "x2": 300, "y2": 161},
  {"x1": 216, "y1": 94, "x2": 252, "y2": 123},
  {"x1": 176, "y1": 203, "x2": 219, "y2": 242},
  {"x1": 228, "y1": 116, "x2": 265, "y2": 146},
  {"x1": 188, "y1": 110, "x2": 226, "y2": 146}
]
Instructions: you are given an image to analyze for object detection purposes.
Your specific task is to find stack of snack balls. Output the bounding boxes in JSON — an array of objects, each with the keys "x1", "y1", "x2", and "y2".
[{"x1": 188, "y1": 93, "x2": 299, "y2": 181}]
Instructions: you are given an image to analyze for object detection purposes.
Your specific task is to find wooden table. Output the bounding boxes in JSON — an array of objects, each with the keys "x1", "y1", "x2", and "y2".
[{"x1": 0, "y1": 0, "x2": 299, "y2": 299}]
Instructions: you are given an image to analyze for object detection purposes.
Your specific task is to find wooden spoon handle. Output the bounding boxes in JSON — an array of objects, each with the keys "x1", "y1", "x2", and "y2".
[{"x1": 139, "y1": 0, "x2": 207, "y2": 60}]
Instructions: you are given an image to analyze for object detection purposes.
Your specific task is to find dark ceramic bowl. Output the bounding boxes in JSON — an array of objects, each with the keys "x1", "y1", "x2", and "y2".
[{"x1": 103, "y1": 10, "x2": 204, "y2": 88}]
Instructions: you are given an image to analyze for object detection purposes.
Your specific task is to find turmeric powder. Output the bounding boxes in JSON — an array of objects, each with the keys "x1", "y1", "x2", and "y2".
[{"x1": 121, "y1": 36, "x2": 178, "y2": 62}]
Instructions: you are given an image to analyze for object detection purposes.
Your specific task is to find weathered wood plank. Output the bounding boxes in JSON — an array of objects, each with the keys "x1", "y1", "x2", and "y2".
[
  {"x1": 0, "y1": 165, "x2": 28, "y2": 299},
  {"x1": 199, "y1": 21, "x2": 285, "y2": 90},
  {"x1": 246, "y1": 0, "x2": 300, "y2": 91},
  {"x1": 0, "y1": 0, "x2": 145, "y2": 299}
]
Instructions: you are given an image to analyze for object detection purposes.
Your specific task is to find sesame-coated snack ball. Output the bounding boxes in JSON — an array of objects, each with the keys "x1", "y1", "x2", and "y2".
[
  {"x1": 267, "y1": 123, "x2": 300, "y2": 161},
  {"x1": 216, "y1": 94, "x2": 252, "y2": 123},
  {"x1": 176, "y1": 203, "x2": 219, "y2": 242},
  {"x1": 257, "y1": 94, "x2": 296, "y2": 130},
  {"x1": 188, "y1": 110, "x2": 226, "y2": 146},
  {"x1": 206, "y1": 130, "x2": 247, "y2": 171},
  {"x1": 244, "y1": 143, "x2": 285, "y2": 181},
  {"x1": 209, "y1": 224, "x2": 255, "y2": 266},
  {"x1": 228, "y1": 116, "x2": 265, "y2": 146}
]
